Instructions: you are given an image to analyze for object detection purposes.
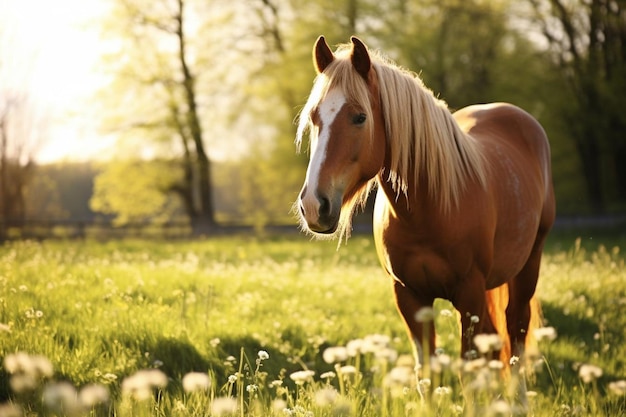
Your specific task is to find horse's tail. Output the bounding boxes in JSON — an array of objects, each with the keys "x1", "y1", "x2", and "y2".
[
  {"x1": 486, "y1": 285, "x2": 543, "y2": 365},
  {"x1": 486, "y1": 285, "x2": 511, "y2": 362}
]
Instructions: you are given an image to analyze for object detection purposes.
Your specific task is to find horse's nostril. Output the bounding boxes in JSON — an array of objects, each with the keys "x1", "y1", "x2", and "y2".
[{"x1": 318, "y1": 196, "x2": 331, "y2": 217}]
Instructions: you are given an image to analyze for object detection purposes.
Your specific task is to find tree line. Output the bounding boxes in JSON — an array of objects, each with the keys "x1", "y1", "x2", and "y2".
[{"x1": 1, "y1": 0, "x2": 625, "y2": 236}]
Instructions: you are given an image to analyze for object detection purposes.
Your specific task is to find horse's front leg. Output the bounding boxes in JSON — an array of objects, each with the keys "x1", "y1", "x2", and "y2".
[
  {"x1": 393, "y1": 281, "x2": 436, "y2": 382},
  {"x1": 452, "y1": 271, "x2": 499, "y2": 360}
]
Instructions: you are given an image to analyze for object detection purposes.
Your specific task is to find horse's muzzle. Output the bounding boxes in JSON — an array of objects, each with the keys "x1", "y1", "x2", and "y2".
[{"x1": 298, "y1": 188, "x2": 340, "y2": 234}]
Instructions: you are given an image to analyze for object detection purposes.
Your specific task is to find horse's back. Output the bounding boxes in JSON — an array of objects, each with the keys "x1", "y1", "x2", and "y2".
[{"x1": 454, "y1": 102, "x2": 554, "y2": 206}]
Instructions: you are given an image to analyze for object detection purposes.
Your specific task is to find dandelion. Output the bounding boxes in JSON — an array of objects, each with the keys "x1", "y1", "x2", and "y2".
[
  {"x1": 182, "y1": 372, "x2": 211, "y2": 393},
  {"x1": 533, "y1": 326, "x2": 558, "y2": 342},
  {"x1": 385, "y1": 366, "x2": 414, "y2": 386},
  {"x1": 415, "y1": 307, "x2": 435, "y2": 322},
  {"x1": 79, "y1": 383, "x2": 110, "y2": 408},
  {"x1": 323, "y1": 346, "x2": 349, "y2": 364},
  {"x1": 526, "y1": 390, "x2": 538, "y2": 399},
  {"x1": 473, "y1": 334, "x2": 503, "y2": 354},
  {"x1": 314, "y1": 387, "x2": 338, "y2": 406},
  {"x1": 258, "y1": 350, "x2": 269, "y2": 360},
  {"x1": 4, "y1": 352, "x2": 53, "y2": 393},
  {"x1": 102, "y1": 373, "x2": 117, "y2": 382},
  {"x1": 364, "y1": 334, "x2": 391, "y2": 351},
  {"x1": 470, "y1": 315, "x2": 480, "y2": 323},
  {"x1": 43, "y1": 382, "x2": 80, "y2": 416},
  {"x1": 121, "y1": 369, "x2": 168, "y2": 400},
  {"x1": 436, "y1": 353, "x2": 451, "y2": 367},
  {"x1": 509, "y1": 355, "x2": 520, "y2": 366},
  {"x1": 246, "y1": 384, "x2": 258, "y2": 393},
  {"x1": 289, "y1": 370, "x2": 315, "y2": 385},
  {"x1": 269, "y1": 379, "x2": 283, "y2": 388},
  {"x1": 608, "y1": 380, "x2": 626, "y2": 395},
  {"x1": 338, "y1": 365, "x2": 357, "y2": 376},
  {"x1": 463, "y1": 358, "x2": 487, "y2": 373},
  {"x1": 0, "y1": 403, "x2": 22, "y2": 417},
  {"x1": 228, "y1": 374, "x2": 238, "y2": 384},
  {"x1": 488, "y1": 360, "x2": 504, "y2": 370},
  {"x1": 320, "y1": 371, "x2": 336, "y2": 380},
  {"x1": 418, "y1": 378, "x2": 431, "y2": 393},
  {"x1": 375, "y1": 347, "x2": 398, "y2": 363},
  {"x1": 578, "y1": 364, "x2": 603, "y2": 383},
  {"x1": 346, "y1": 339, "x2": 364, "y2": 356},
  {"x1": 434, "y1": 386, "x2": 452, "y2": 396},
  {"x1": 271, "y1": 399, "x2": 288, "y2": 414},
  {"x1": 211, "y1": 397, "x2": 238, "y2": 416},
  {"x1": 488, "y1": 399, "x2": 511, "y2": 415}
]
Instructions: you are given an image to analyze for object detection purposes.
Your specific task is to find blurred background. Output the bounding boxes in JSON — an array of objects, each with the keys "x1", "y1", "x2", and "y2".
[{"x1": 1, "y1": 0, "x2": 625, "y2": 239}]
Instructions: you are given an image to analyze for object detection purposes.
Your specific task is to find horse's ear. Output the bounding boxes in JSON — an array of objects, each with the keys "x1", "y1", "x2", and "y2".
[
  {"x1": 350, "y1": 36, "x2": 371, "y2": 80},
  {"x1": 313, "y1": 36, "x2": 334, "y2": 74}
]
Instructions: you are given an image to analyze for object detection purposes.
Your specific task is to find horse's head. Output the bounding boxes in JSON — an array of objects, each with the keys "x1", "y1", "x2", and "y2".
[{"x1": 296, "y1": 36, "x2": 385, "y2": 236}]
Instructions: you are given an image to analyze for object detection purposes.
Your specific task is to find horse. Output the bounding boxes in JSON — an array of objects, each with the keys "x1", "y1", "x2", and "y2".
[{"x1": 295, "y1": 36, "x2": 555, "y2": 381}]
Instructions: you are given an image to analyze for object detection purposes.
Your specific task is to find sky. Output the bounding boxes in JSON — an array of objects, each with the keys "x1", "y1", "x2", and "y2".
[{"x1": 1, "y1": 0, "x2": 115, "y2": 163}]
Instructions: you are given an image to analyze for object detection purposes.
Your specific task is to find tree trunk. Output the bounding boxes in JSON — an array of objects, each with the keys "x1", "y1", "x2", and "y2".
[{"x1": 175, "y1": 0, "x2": 216, "y2": 233}]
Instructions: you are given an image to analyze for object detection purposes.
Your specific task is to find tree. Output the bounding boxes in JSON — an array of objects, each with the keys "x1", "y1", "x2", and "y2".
[
  {"x1": 529, "y1": 0, "x2": 626, "y2": 212},
  {"x1": 0, "y1": 17, "x2": 48, "y2": 238},
  {"x1": 95, "y1": 0, "x2": 230, "y2": 232},
  {"x1": 91, "y1": 159, "x2": 185, "y2": 225}
]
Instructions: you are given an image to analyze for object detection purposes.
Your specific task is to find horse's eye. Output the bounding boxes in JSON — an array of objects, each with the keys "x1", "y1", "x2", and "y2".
[{"x1": 352, "y1": 113, "x2": 367, "y2": 125}]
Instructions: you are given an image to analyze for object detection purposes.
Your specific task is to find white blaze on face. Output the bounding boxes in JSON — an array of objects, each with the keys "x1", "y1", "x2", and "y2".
[{"x1": 301, "y1": 89, "x2": 346, "y2": 218}]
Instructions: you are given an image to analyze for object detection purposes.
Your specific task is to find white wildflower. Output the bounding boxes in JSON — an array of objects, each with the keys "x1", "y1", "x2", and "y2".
[
  {"x1": 79, "y1": 383, "x2": 110, "y2": 408},
  {"x1": 470, "y1": 315, "x2": 480, "y2": 324},
  {"x1": 121, "y1": 369, "x2": 168, "y2": 400},
  {"x1": 323, "y1": 346, "x2": 349, "y2": 364},
  {"x1": 258, "y1": 350, "x2": 269, "y2": 360},
  {"x1": 338, "y1": 365, "x2": 357, "y2": 376},
  {"x1": 0, "y1": 403, "x2": 21, "y2": 417},
  {"x1": 533, "y1": 326, "x2": 558, "y2": 342},
  {"x1": 578, "y1": 364, "x2": 603, "y2": 383},
  {"x1": 314, "y1": 387, "x2": 338, "y2": 406},
  {"x1": 346, "y1": 339, "x2": 364, "y2": 356},
  {"x1": 182, "y1": 372, "x2": 211, "y2": 393},
  {"x1": 43, "y1": 382, "x2": 80, "y2": 415},
  {"x1": 473, "y1": 334, "x2": 503, "y2": 354},
  {"x1": 211, "y1": 397, "x2": 238, "y2": 416},
  {"x1": 320, "y1": 371, "x2": 336, "y2": 380},
  {"x1": 488, "y1": 399, "x2": 511, "y2": 415},
  {"x1": 289, "y1": 370, "x2": 315, "y2": 385},
  {"x1": 385, "y1": 366, "x2": 413, "y2": 386},
  {"x1": 415, "y1": 307, "x2": 435, "y2": 322},
  {"x1": 434, "y1": 386, "x2": 452, "y2": 396},
  {"x1": 608, "y1": 380, "x2": 626, "y2": 395}
]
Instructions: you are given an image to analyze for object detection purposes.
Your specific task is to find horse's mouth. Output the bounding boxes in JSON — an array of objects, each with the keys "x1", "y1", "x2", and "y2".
[{"x1": 305, "y1": 218, "x2": 339, "y2": 235}]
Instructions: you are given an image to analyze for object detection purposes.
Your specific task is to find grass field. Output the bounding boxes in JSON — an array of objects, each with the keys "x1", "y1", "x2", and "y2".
[{"x1": 0, "y1": 231, "x2": 625, "y2": 416}]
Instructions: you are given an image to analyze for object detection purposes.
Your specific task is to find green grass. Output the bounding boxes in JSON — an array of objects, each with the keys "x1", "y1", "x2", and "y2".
[{"x1": 0, "y1": 233, "x2": 625, "y2": 416}]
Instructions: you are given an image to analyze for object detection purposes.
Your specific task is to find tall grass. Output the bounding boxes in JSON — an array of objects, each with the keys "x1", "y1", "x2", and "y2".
[{"x1": 0, "y1": 234, "x2": 625, "y2": 416}]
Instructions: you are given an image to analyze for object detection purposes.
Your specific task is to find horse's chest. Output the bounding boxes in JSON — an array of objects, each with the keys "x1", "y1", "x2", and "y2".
[{"x1": 374, "y1": 234, "x2": 459, "y2": 299}]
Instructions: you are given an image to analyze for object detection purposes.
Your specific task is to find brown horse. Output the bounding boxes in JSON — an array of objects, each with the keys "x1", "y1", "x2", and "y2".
[{"x1": 296, "y1": 36, "x2": 555, "y2": 375}]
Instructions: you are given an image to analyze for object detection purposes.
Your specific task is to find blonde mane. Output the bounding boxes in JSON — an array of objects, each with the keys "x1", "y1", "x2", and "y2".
[{"x1": 296, "y1": 45, "x2": 487, "y2": 238}]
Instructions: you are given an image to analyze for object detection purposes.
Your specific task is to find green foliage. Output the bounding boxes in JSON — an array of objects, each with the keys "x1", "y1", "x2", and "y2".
[
  {"x1": 1, "y1": 235, "x2": 626, "y2": 415},
  {"x1": 90, "y1": 160, "x2": 184, "y2": 225}
]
